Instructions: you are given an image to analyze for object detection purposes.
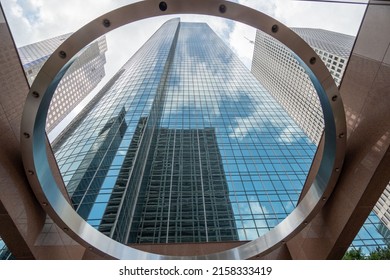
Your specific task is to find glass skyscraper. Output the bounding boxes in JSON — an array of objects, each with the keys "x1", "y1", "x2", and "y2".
[
  {"x1": 52, "y1": 18, "x2": 317, "y2": 245},
  {"x1": 18, "y1": 33, "x2": 108, "y2": 133},
  {"x1": 0, "y1": 239, "x2": 12, "y2": 260}
]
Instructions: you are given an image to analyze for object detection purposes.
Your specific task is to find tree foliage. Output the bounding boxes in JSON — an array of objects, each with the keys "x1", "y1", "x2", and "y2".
[
  {"x1": 343, "y1": 248, "x2": 365, "y2": 260},
  {"x1": 343, "y1": 246, "x2": 390, "y2": 260},
  {"x1": 367, "y1": 246, "x2": 390, "y2": 260}
]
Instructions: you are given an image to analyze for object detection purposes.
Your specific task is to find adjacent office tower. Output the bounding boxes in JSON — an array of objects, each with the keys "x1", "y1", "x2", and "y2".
[
  {"x1": 52, "y1": 18, "x2": 317, "y2": 245},
  {"x1": 292, "y1": 28, "x2": 353, "y2": 86},
  {"x1": 251, "y1": 28, "x2": 388, "y2": 253},
  {"x1": 251, "y1": 28, "x2": 354, "y2": 144},
  {"x1": 18, "y1": 33, "x2": 108, "y2": 133}
]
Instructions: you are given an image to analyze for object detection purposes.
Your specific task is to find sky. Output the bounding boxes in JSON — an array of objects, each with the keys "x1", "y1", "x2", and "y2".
[
  {"x1": 0, "y1": 0, "x2": 368, "y2": 137},
  {"x1": 1, "y1": 0, "x2": 368, "y2": 67}
]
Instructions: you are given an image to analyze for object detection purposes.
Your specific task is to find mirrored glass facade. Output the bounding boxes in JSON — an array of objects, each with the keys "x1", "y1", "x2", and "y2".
[
  {"x1": 52, "y1": 19, "x2": 317, "y2": 245},
  {"x1": 0, "y1": 238, "x2": 12, "y2": 260},
  {"x1": 350, "y1": 213, "x2": 390, "y2": 255}
]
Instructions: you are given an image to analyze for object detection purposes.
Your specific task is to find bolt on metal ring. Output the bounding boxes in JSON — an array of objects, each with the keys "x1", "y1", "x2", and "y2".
[
  {"x1": 102, "y1": 19, "x2": 111, "y2": 28},
  {"x1": 58, "y1": 50, "x2": 67, "y2": 59},
  {"x1": 159, "y1": 2, "x2": 167, "y2": 11}
]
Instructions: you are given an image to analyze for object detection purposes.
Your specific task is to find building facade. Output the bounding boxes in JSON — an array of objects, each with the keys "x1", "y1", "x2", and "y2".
[
  {"x1": 251, "y1": 28, "x2": 354, "y2": 144},
  {"x1": 251, "y1": 27, "x2": 389, "y2": 254},
  {"x1": 18, "y1": 33, "x2": 108, "y2": 133},
  {"x1": 292, "y1": 28, "x2": 354, "y2": 87},
  {"x1": 1, "y1": 0, "x2": 389, "y2": 260},
  {"x1": 52, "y1": 18, "x2": 318, "y2": 245}
]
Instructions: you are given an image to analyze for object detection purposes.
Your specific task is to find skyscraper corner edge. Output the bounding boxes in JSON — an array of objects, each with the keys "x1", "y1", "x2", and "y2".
[{"x1": 19, "y1": 0, "x2": 346, "y2": 259}]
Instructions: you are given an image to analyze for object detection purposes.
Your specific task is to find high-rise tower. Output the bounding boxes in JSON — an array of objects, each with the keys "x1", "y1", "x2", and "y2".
[
  {"x1": 251, "y1": 28, "x2": 354, "y2": 144},
  {"x1": 18, "y1": 33, "x2": 108, "y2": 133},
  {"x1": 292, "y1": 28, "x2": 354, "y2": 86},
  {"x1": 52, "y1": 18, "x2": 318, "y2": 245}
]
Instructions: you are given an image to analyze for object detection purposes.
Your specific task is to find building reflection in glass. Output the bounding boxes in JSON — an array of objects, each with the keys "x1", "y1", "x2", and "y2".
[{"x1": 52, "y1": 19, "x2": 317, "y2": 244}]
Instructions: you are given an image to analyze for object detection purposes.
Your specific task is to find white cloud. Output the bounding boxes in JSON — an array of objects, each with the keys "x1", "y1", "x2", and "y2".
[
  {"x1": 1, "y1": 0, "x2": 139, "y2": 45},
  {"x1": 228, "y1": 22, "x2": 255, "y2": 69},
  {"x1": 278, "y1": 125, "x2": 297, "y2": 144},
  {"x1": 236, "y1": 0, "x2": 277, "y2": 16},
  {"x1": 249, "y1": 201, "x2": 269, "y2": 215},
  {"x1": 274, "y1": 0, "x2": 366, "y2": 36},
  {"x1": 227, "y1": 0, "x2": 280, "y2": 69},
  {"x1": 229, "y1": 116, "x2": 255, "y2": 140},
  {"x1": 236, "y1": 0, "x2": 367, "y2": 36}
]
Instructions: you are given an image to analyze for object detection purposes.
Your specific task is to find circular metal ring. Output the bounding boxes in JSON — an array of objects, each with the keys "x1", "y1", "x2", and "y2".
[{"x1": 20, "y1": 0, "x2": 346, "y2": 259}]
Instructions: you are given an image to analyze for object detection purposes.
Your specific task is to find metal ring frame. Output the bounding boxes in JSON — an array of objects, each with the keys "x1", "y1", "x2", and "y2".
[{"x1": 20, "y1": 0, "x2": 346, "y2": 259}]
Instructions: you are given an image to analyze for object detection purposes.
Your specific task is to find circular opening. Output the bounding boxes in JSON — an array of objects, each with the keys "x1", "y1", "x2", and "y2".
[
  {"x1": 21, "y1": 0, "x2": 345, "y2": 260},
  {"x1": 47, "y1": 18, "x2": 322, "y2": 247}
]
